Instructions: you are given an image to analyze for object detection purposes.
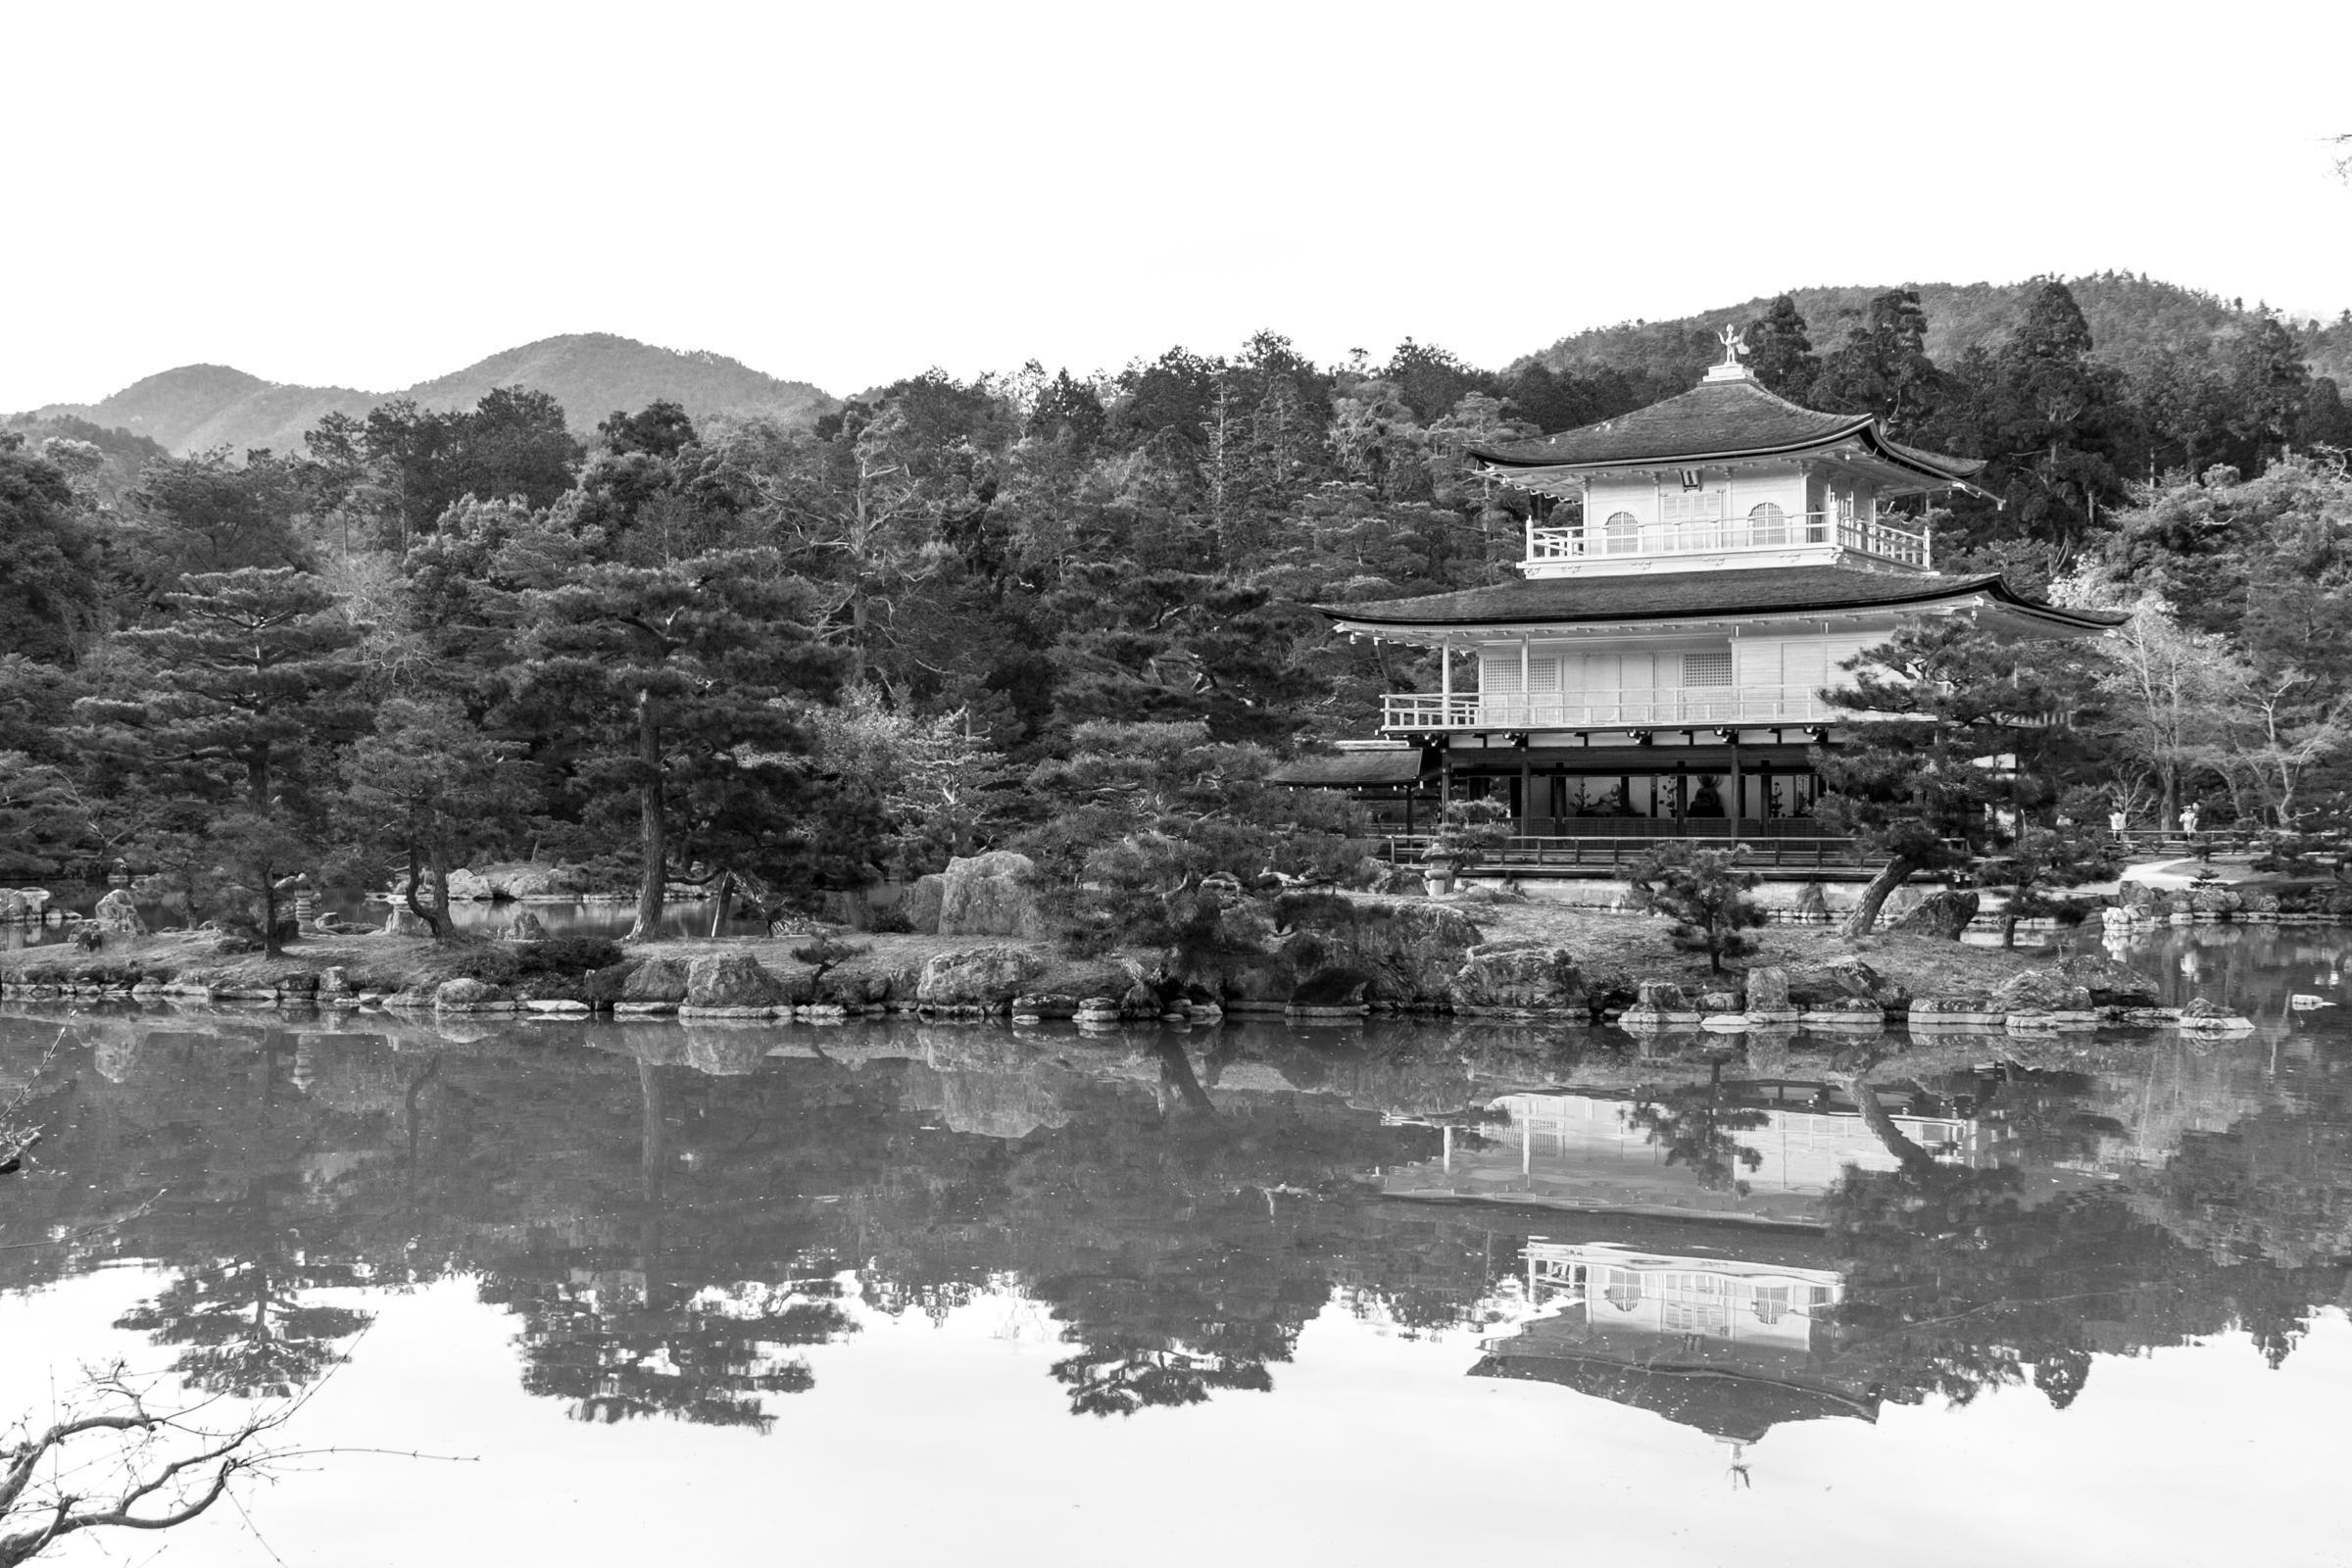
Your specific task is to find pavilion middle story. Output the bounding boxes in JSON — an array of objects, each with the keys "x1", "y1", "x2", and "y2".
[{"x1": 1311, "y1": 346, "x2": 2122, "y2": 841}]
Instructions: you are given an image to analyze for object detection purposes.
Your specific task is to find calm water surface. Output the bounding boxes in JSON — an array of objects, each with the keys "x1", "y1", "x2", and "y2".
[{"x1": 4, "y1": 923, "x2": 2349, "y2": 1566}]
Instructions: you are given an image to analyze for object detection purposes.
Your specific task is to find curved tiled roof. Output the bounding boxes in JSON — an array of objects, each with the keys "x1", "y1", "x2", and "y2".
[
  {"x1": 1316, "y1": 565, "x2": 2127, "y2": 631},
  {"x1": 1473, "y1": 376, "x2": 1984, "y2": 481}
]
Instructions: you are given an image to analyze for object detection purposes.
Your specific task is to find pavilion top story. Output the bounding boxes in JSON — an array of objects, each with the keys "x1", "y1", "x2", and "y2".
[{"x1": 1309, "y1": 333, "x2": 2121, "y2": 836}]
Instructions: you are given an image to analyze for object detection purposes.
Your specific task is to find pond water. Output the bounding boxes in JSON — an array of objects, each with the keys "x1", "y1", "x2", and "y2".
[{"x1": 3, "y1": 923, "x2": 2349, "y2": 1566}]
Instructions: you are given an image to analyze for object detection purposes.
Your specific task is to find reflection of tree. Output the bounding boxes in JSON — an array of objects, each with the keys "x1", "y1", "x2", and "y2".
[
  {"x1": 1629, "y1": 1059, "x2": 1768, "y2": 1192},
  {"x1": 113, "y1": 1190, "x2": 372, "y2": 1397},
  {"x1": 476, "y1": 1060, "x2": 860, "y2": 1432},
  {"x1": 1828, "y1": 1064, "x2": 2347, "y2": 1412}
]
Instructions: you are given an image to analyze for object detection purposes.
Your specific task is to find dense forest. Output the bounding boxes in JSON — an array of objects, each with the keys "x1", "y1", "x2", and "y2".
[{"x1": 3, "y1": 275, "x2": 2349, "y2": 941}]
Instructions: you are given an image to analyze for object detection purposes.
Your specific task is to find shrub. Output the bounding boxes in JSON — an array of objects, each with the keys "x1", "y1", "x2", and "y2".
[
  {"x1": 1629, "y1": 842, "x2": 1766, "y2": 974},
  {"x1": 513, "y1": 936, "x2": 625, "y2": 976}
]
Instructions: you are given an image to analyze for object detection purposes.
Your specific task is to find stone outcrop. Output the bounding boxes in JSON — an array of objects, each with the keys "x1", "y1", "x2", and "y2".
[
  {"x1": 1446, "y1": 942, "x2": 1585, "y2": 1014},
  {"x1": 1742, "y1": 965, "x2": 1796, "y2": 1021},
  {"x1": 936, "y1": 853, "x2": 1046, "y2": 939},
  {"x1": 684, "y1": 953, "x2": 791, "y2": 1010},
  {"x1": 93, "y1": 889, "x2": 145, "y2": 936},
  {"x1": 1225, "y1": 896, "x2": 1483, "y2": 1008},
  {"x1": 433, "y1": 977, "x2": 512, "y2": 1011},
  {"x1": 1886, "y1": 888, "x2": 1980, "y2": 939},
  {"x1": 383, "y1": 906, "x2": 433, "y2": 937},
  {"x1": 904, "y1": 874, "x2": 947, "y2": 934},
  {"x1": 2051, "y1": 953, "x2": 2160, "y2": 1008},
  {"x1": 621, "y1": 957, "x2": 692, "y2": 1004},
  {"x1": 479, "y1": 862, "x2": 588, "y2": 900},
  {"x1": 1987, "y1": 969, "x2": 2093, "y2": 1013},
  {"x1": 916, "y1": 945, "x2": 1047, "y2": 1007}
]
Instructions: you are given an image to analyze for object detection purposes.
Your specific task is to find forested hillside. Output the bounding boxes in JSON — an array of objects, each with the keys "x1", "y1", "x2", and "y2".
[
  {"x1": 1521, "y1": 274, "x2": 2352, "y2": 418},
  {"x1": 27, "y1": 333, "x2": 836, "y2": 457},
  {"x1": 4, "y1": 275, "x2": 2349, "y2": 947}
]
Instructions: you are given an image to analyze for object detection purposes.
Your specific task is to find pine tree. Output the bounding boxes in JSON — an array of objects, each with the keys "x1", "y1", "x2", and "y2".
[
  {"x1": 1627, "y1": 841, "x2": 1766, "y2": 973},
  {"x1": 1815, "y1": 619, "x2": 2106, "y2": 936},
  {"x1": 514, "y1": 548, "x2": 850, "y2": 941},
  {"x1": 1744, "y1": 294, "x2": 1821, "y2": 401},
  {"x1": 74, "y1": 567, "x2": 366, "y2": 811}
]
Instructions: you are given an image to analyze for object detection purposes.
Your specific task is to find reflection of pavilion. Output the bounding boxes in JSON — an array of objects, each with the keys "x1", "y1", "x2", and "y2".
[
  {"x1": 1388, "y1": 1087, "x2": 1990, "y2": 1226},
  {"x1": 1471, "y1": 1238, "x2": 1878, "y2": 1443}
]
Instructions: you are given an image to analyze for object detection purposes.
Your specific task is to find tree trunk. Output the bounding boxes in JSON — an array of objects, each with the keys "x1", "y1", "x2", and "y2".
[
  {"x1": 709, "y1": 868, "x2": 734, "y2": 940},
  {"x1": 428, "y1": 836, "x2": 454, "y2": 941},
  {"x1": 1838, "y1": 857, "x2": 1917, "y2": 938},
  {"x1": 2001, "y1": 911, "x2": 2019, "y2": 950},
  {"x1": 402, "y1": 842, "x2": 439, "y2": 937},
  {"x1": 260, "y1": 875, "x2": 281, "y2": 956},
  {"x1": 627, "y1": 699, "x2": 664, "y2": 944}
]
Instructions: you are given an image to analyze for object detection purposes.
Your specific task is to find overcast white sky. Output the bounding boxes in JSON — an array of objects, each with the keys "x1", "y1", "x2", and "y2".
[{"x1": 5, "y1": 0, "x2": 2349, "y2": 411}]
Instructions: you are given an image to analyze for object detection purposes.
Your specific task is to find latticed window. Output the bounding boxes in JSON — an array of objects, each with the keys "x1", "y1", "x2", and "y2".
[
  {"x1": 1682, "y1": 652, "x2": 1733, "y2": 687},
  {"x1": 1603, "y1": 1271, "x2": 1644, "y2": 1313},
  {"x1": 1746, "y1": 501, "x2": 1788, "y2": 545},
  {"x1": 1604, "y1": 512, "x2": 1641, "y2": 553}
]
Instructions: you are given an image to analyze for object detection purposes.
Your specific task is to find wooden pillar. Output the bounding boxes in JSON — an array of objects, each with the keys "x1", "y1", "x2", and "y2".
[
  {"x1": 1519, "y1": 751, "x2": 1534, "y2": 836},
  {"x1": 1729, "y1": 733, "x2": 1742, "y2": 832},
  {"x1": 1676, "y1": 760, "x2": 1688, "y2": 824}
]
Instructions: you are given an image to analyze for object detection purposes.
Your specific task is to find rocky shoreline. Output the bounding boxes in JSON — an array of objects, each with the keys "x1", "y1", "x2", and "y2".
[{"x1": 0, "y1": 916, "x2": 2253, "y2": 1035}]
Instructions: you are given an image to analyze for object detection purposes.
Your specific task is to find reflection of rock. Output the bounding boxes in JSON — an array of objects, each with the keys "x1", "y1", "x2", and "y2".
[
  {"x1": 1447, "y1": 943, "x2": 1585, "y2": 1014},
  {"x1": 1886, "y1": 889, "x2": 1979, "y2": 939},
  {"x1": 916, "y1": 946, "x2": 1046, "y2": 1007},
  {"x1": 686, "y1": 1032, "x2": 767, "y2": 1076},
  {"x1": 936, "y1": 852, "x2": 1045, "y2": 939},
  {"x1": 503, "y1": 911, "x2": 548, "y2": 942}
]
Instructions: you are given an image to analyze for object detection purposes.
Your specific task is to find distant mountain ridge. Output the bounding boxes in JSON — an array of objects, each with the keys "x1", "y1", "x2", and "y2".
[
  {"x1": 27, "y1": 333, "x2": 838, "y2": 456},
  {"x1": 1517, "y1": 274, "x2": 2352, "y2": 390}
]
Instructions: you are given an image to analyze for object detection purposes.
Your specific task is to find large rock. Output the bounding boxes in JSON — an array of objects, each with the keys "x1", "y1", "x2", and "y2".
[
  {"x1": 479, "y1": 862, "x2": 588, "y2": 900},
  {"x1": 434, "y1": 977, "x2": 511, "y2": 1010},
  {"x1": 1743, "y1": 965, "x2": 1793, "y2": 1017},
  {"x1": 622, "y1": 956, "x2": 692, "y2": 1003},
  {"x1": 1886, "y1": 888, "x2": 1980, "y2": 939},
  {"x1": 936, "y1": 853, "x2": 1046, "y2": 939},
  {"x1": 916, "y1": 945, "x2": 1047, "y2": 1007},
  {"x1": 1987, "y1": 969, "x2": 2095, "y2": 1014},
  {"x1": 93, "y1": 889, "x2": 145, "y2": 936},
  {"x1": 1257, "y1": 896, "x2": 1484, "y2": 1006},
  {"x1": 2052, "y1": 953, "x2": 2160, "y2": 1008},
  {"x1": 1447, "y1": 943, "x2": 1585, "y2": 1013},
  {"x1": 384, "y1": 906, "x2": 434, "y2": 937},
  {"x1": 904, "y1": 874, "x2": 947, "y2": 934},
  {"x1": 684, "y1": 953, "x2": 790, "y2": 1009}
]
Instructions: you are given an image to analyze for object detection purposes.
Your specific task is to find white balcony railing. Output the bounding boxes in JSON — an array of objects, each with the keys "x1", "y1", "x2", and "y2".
[
  {"x1": 1528, "y1": 512, "x2": 1930, "y2": 569},
  {"x1": 1381, "y1": 684, "x2": 1843, "y2": 732}
]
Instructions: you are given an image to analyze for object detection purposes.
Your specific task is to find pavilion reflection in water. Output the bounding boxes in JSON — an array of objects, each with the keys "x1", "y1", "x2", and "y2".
[
  {"x1": 1472, "y1": 1237, "x2": 1878, "y2": 1445},
  {"x1": 1387, "y1": 1086, "x2": 1989, "y2": 1226}
]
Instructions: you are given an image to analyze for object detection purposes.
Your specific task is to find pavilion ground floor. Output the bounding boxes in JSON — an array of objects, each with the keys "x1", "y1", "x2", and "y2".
[{"x1": 1333, "y1": 739, "x2": 1837, "y2": 839}]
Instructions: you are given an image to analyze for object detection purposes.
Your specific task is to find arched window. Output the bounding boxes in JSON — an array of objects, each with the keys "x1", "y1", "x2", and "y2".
[
  {"x1": 1604, "y1": 512, "x2": 1640, "y2": 554},
  {"x1": 1750, "y1": 1286, "x2": 1789, "y2": 1326},
  {"x1": 1603, "y1": 1271, "x2": 1643, "y2": 1313},
  {"x1": 1747, "y1": 502, "x2": 1788, "y2": 547}
]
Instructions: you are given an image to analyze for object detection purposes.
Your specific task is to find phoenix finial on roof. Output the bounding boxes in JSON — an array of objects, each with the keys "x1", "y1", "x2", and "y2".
[{"x1": 1717, "y1": 323, "x2": 1748, "y2": 366}]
